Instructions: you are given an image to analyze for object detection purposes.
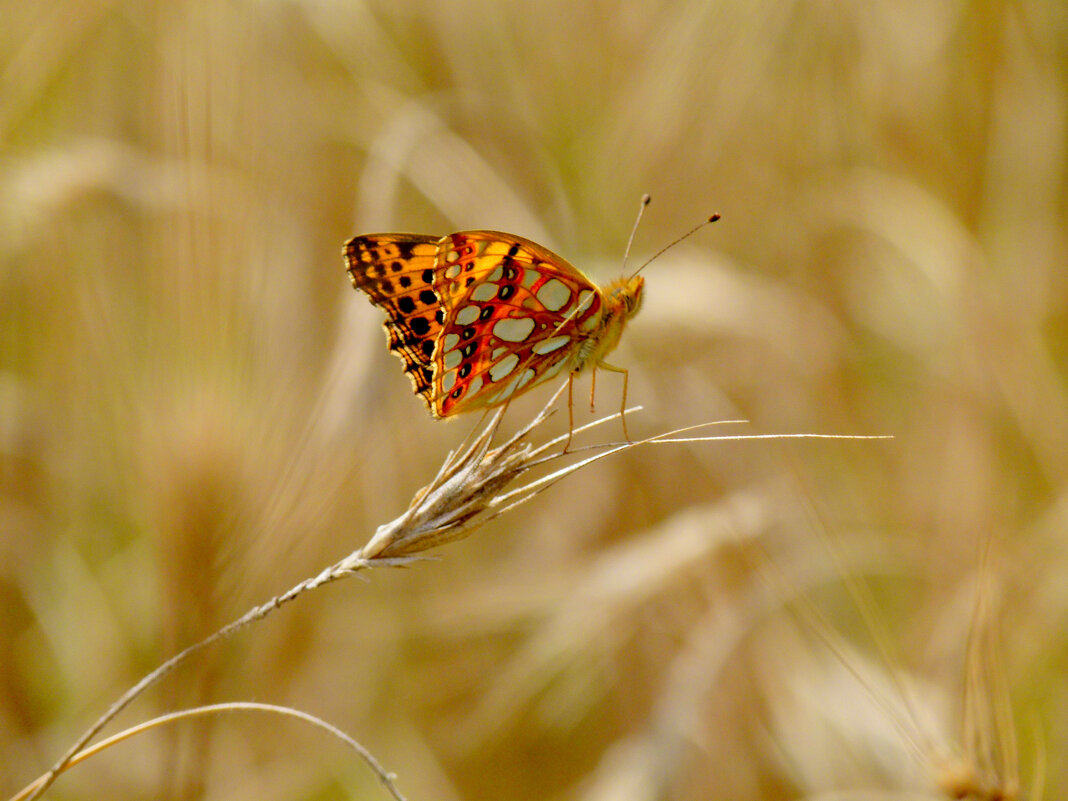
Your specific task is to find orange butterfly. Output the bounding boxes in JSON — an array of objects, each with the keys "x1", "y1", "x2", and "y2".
[{"x1": 345, "y1": 230, "x2": 643, "y2": 441}]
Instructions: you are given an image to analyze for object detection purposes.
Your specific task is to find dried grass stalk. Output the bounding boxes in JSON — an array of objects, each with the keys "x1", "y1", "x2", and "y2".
[
  {"x1": 23, "y1": 379, "x2": 887, "y2": 800},
  {"x1": 23, "y1": 383, "x2": 635, "y2": 799}
]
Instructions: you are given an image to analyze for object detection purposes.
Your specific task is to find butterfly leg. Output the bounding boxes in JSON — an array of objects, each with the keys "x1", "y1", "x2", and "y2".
[
  {"x1": 564, "y1": 372, "x2": 576, "y2": 452},
  {"x1": 596, "y1": 361, "x2": 630, "y2": 442},
  {"x1": 589, "y1": 367, "x2": 598, "y2": 412}
]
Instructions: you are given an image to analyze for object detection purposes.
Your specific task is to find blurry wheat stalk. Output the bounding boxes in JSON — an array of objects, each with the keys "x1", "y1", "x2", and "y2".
[{"x1": 19, "y1": 382, "x2": 887, "y2": 801}]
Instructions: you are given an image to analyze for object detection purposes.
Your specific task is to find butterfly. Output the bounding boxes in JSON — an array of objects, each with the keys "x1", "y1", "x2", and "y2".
[{"x1": 344, "y1": 230, "x2": 644, "y2": 442}]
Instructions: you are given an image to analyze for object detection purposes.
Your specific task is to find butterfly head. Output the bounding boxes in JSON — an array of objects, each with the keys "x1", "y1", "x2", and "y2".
[{"x1": 607, "y1": 274, "x2": 645, "y2": 320}]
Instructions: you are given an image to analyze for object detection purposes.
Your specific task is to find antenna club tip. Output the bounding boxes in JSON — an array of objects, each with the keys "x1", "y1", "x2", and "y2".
[
  {"x1": 708, "y1": 213, "x2": 721, "y2": 223},
  {"x1": 641, "y1": 193, "x2": 651, "y2": 205}
]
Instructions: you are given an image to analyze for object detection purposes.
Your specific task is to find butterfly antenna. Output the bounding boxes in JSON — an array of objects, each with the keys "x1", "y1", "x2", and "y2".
[
  {"x1": 628, "y1": 212, "x2": 721, "y2": 279},
  {"x1": 620, "y1": 193, "x2": 652, "y2": 275}
]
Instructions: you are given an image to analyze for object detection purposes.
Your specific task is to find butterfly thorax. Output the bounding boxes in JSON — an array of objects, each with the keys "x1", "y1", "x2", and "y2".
[{"x1": 571, "y1": 274, "x2": 644, "y2": 373}]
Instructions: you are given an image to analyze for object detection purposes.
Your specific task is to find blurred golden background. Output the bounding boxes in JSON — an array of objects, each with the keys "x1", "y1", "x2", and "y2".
[{"x1": 2, "y1": 1, "x2": 1066, "y2": 799}]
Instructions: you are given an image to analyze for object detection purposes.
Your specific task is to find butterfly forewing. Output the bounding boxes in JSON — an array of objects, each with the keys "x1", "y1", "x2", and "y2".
[
  {"x1": 431, "y1": 232, "x2": 604, "y2": 416},
  {"x1": 344, "y1": 234, "x2": 444, "y2": 411}
]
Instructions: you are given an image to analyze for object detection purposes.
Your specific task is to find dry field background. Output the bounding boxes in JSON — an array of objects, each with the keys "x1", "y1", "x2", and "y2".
[{"x1": 2, "y1": 1, "x2": 1067, "y2": 799}]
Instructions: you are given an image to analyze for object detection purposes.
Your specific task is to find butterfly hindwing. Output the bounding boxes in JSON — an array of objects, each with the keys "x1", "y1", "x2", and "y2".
[{"x1": 431, "y1": 231, "x2": 604, "y2": 416}]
